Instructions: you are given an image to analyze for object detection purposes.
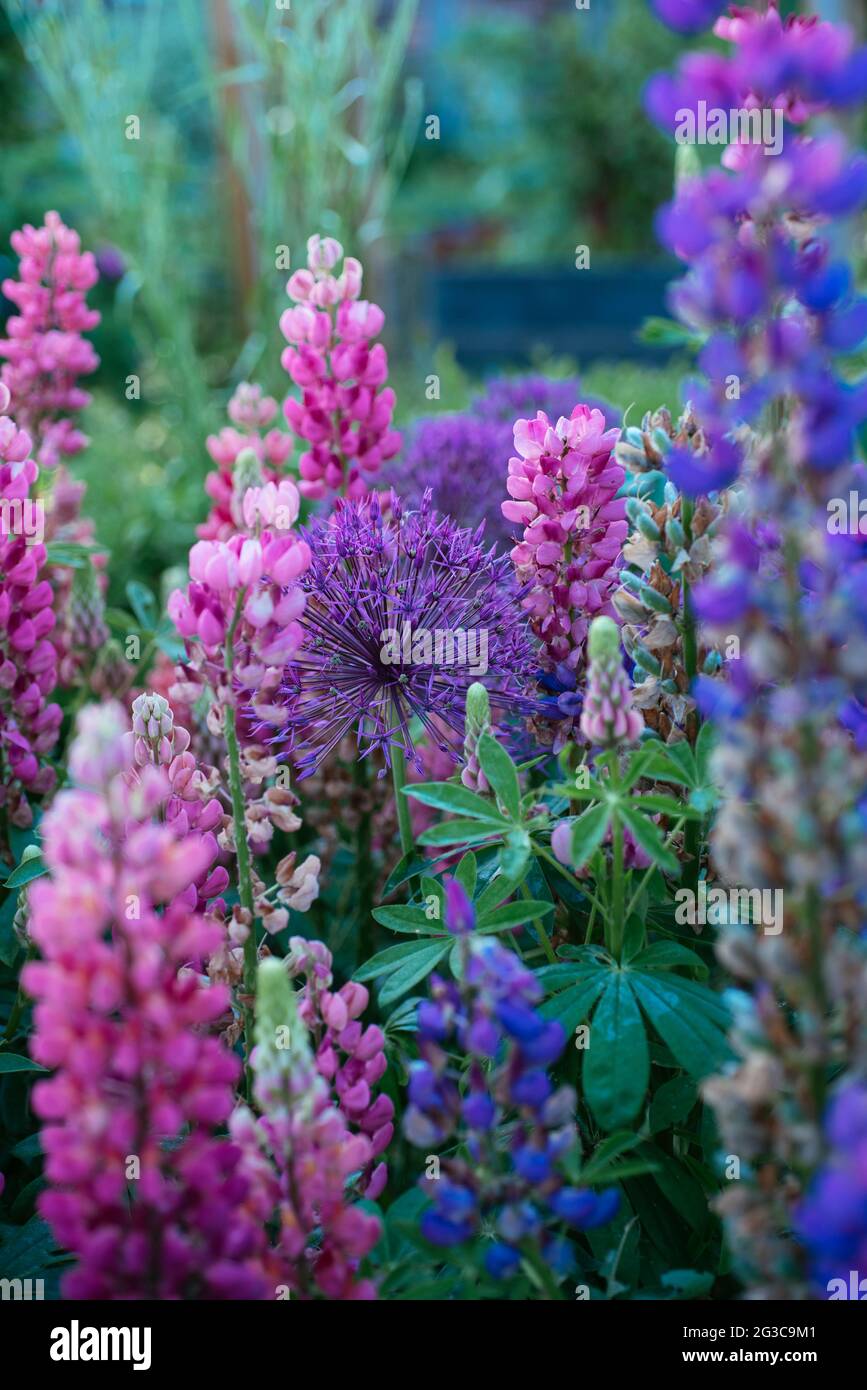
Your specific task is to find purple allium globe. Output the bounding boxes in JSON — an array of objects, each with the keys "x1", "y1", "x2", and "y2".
[
  {"x1": 271, "y1": 491, "x2": 537, "y2": 777},
  {"x1": 384, "y1": 375, "x2": 614, "y2": 551}
]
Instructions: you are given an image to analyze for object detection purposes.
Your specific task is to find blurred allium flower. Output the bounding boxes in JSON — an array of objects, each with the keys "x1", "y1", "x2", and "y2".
[
  {"x1": 280, "y1": 234, "x2": 401, "y2": 500},
  {"x1": 403, "y1": 881, "x2": 618, "y2": 1282},
  {"x1": 0, "y1": 383, "x2": 61, "y2": 826},
  {"x1": 383, "y1": 376, "x2": 610, "y2": 551},
  {"x1": 230, "y1": 957, "x2": 381, "y2": 1299},
  {"x1": 274, "y1": 491, "x2": 536, "y2": 777},
  {"x1": 501, "y1": 405, "x2": 627, "y2": 722},
  {"x1": 651, "y1": 0, "x2": 726, "y2": 34},
  {"x1": 24, "y1": 702, "x2": 266, "y2": 1299},
  {"x1": 795, "y1": 1085, "x2": 867, "y2": 1295},
  {"x1": 0, "y1": 210, "x2": 100, "y2": 468},
  {"x1": 285, "y1": 936, "x2": 393, "y2": 1200},
  {"x1": 199, "y1": 383, "x2": 294, "y2": 541}
]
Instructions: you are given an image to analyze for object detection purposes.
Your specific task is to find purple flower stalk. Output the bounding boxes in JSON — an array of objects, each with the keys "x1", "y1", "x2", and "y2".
[
  {"x1": 403, "y1": 882, "x2": 618, "y2": 1285},
  {"x1": 795, "y1": 1085, "x2": 867, "y2": 1297},
  {"x1": 272, "y1": 490, "x2": 537, "y2": 777}
]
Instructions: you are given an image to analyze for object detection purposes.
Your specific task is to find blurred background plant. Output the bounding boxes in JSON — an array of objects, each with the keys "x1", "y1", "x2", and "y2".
[{"x1": 2, "y1": 0, "x2": 858, "y2": 609}]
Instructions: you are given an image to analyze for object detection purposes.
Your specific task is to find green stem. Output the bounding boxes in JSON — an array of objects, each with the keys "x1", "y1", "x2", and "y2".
[
  {"x1": 520, "y1": 880, "x2": 557, "y2": 965},
  {"x1": 224, "y1": 597, "x2": 257, "y2": 1093},
  {"x1": 520, "y1": 1240, "x2": 564, "y2": 1300},
  {"x1": 391, "y1": 743, "x2": 414, "y2": 860},
  {"x1": 611, "y1": 809, "x2": 625, "y2": 963},
  {"x1": 623, "y1": 816, "x2": 687, "y2": 922},
  {"x1": 679, "y1": 496, "x2": 701, "y2": 894},
  {"x1": 354, "y1": 754, "x2": 375, "y2": 961}
]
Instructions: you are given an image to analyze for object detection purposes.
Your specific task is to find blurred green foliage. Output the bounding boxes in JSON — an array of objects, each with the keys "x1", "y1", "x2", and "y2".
[
  {"x1": 0, "y1": 0, "x2": 690, "y2": 605},
  {"x1": 392, "y1": 0, "x2": 688, "y2": 262}
]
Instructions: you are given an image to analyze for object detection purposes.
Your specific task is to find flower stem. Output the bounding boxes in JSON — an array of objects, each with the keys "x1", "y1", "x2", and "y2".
[
  {"x1": 353, "y1": 754, "x2": 375, "y2": 961},
  {"x1": 224, "y1": 597, "x2": 257, "y2": 1091},
  {"x1": 611, "y1": 809, "x2": 626, "y2": 963},
  {"x1": 679, "y1": 496, "x2": 701, "y2": 894},
  {"x1": 520, "y1": 879, "x2": 557, "y2": 965},
  {"x1": 391, "y1": 743, "x2": 414, "y2": 860}
]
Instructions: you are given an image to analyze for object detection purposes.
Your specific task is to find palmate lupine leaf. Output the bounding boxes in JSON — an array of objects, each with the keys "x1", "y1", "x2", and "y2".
[{"x1": 538, "y1": 945, "x2": 732, "y2": 1130}]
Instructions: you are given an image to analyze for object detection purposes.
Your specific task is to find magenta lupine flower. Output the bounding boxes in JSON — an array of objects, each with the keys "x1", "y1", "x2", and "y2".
[
  {"x1": 502, "y1": 404, "x2": 627, "y2": 693},
  {"x1": 169, "y1": 479, "x2": 311, "y2": 734},
  {"x1": 199, "y1": 383, "x2": 294, "y2": 541},
  {"x1": 0, "y1": 383, "x2": 61, "y2": 825},
  {"x1": 286, "y1": 936, "x2": 394, "y2": 1200},
  {"x1": 274, "y1": 491, "x2": 537, "y2": 777},
  {"x1": 0, "y1": 211, "x2": 100, "y2": 468},
  {"x1": 131, "y1": 691, "x2": 231, "y2": 916},
  {"x1": 280, "y1": 234, "x2": 401, "y2": 500},
  {"x1": 231, "y1": 957, "x2": 381, "y2": 1299},
  {"x1": 24, "y1": 703, "x2": 267, "y2": 1299}
]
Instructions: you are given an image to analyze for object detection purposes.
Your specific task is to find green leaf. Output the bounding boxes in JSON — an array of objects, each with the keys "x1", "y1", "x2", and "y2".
[
  {"x1": 474, "y1": 859, "x2": 532, "y2": 918},
  {"x1": 660, "y1": 1269, "x2": 715, "y2": 1298},
  {"x1": 622, "y1": 744, "x2": 664, "y2": 791},
  {"x1": 476, "y1": 733, "x2": 521, "y2": 821},
  {"x1": 354, "y1": 940, "x2": 436, "y2": 982},
  {"x1": 0, "y1": 1217, "x2": 58, "y2": 1280},
  {"x1": 0, "y1": 1053, "x2": 47, "y2": 1074},
  {"x1": 582, "y1": 974, "x2": 649, "y2": 1131},
  {"x1": 631, "y1": 793, "x2": 702, "y2": 820},
  {"x1": 578, "y1": 1131, "x2": 644, "y2": 1184},
  {"x1": 154, "y1": 616, "x2": 186, "y2": 661},
  {"x1": 378, "y1": 941, "x2": 452, "y2": 1007},
  {"x1": 694, "y1": 722, "x2": 715, "y2": 781},
  {"x1": 417, "y1": 819, "x2": 502, "y2": 848},
  {"x1": 629, "y1": 941, "x2": 708, "y2": 978},
  {"x1": 630, "y1": 972, "x2": 732, "y2": 1078},
  {"x1": 44, "y1": 540, "x2": 102, "y2": 569},
  {"x1": 540, "y1": 974, "x2": 607, "y2": 1036},
  {"x1": 643, "y1": 744, "x2": 696, "y2": 788},
  {"x1": 454, "y1": 852, "x2": 477, "y2": 898},
  {"x1": 500, "y1": 828, "x2": 530, "y2": 878},
  {"x1": 370, "y1": 905, "x2": 443, "y2": 936},
  {"x1": 476, "y1": 900, "x2": 554, "y2": 932},
  {"x1": 569, "y1": 802, "x2": 611, "y2": 870},
  {"x1": 619, "y1": 805, "x2": 679, "y2": 875},
  {"x1": 3, "y1": 851, "x2": 47, "y2": 890},
  {"x1": 382, "y1": 852, "x2": 430, "y2": 897},
  {"x1": 403, "y1": 782, "x2": 507, "y2": 823},
  {"x1": 649, "y1": 1076, "x2": 698, "y2": 1135},
  {"x1": 126, "y1": 579, "x2": 158, "y2": 631},
  {"x1": 689, "y1": 786, "x2": 718, "y2": 815}
]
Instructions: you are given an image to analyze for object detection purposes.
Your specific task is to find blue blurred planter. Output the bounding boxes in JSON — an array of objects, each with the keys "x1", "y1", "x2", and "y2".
[{"x1": 428, "y1": 263, "x2": 679, "y2": 371}]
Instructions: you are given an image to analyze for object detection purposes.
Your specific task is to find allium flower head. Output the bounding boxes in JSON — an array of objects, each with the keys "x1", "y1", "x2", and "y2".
[
  {"x1": 273, "y1": 491, "x2": 537, "y2": 776},
  {"x1": 383, "y1": 376, "x2": 610, "y2": 551}
]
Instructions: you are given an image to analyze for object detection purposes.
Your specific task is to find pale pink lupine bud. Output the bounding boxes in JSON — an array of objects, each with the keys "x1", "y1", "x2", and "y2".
[
  {"x1": 307, "y1": 234, "x2": 342, "y2": 272},
  {"x1": 579, "y1": 616, "x2": 643, "y2": 749},
  {"x1": 238, "y1": 537, "x2": 264, "y2": 587},
  {"x1": 338, "y1": 257, "x2": 363, "y2": 299},
  {"x1": 287, "y1": 269, "x2": 315, "y2": 301}
]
